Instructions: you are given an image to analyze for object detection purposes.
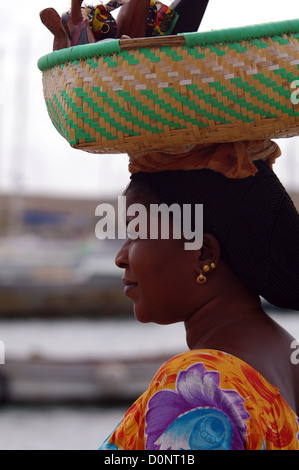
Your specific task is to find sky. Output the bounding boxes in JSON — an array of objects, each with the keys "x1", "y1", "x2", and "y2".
[{"x1": 0, "y1": 0, "x2": 299, "y2": 198}]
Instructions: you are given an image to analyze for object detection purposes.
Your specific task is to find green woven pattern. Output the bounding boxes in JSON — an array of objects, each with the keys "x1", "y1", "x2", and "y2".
[
  {"x1": 38, "y1": 18, "x2": 299, "y2": 71},
  {"x1": 40, "y1": 20, "x2": 299, "y2": 153}
]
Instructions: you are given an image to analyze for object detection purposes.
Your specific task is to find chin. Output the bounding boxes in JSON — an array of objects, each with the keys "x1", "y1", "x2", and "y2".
[
  {"x1": 133, "y1": 307, "x2": 151, "y2": 324},
  {"x1": 133, "y1": 303, "x2": 158, "y2": 324},
  {"x1": 133, "y1": 304, "x2": 179, "y2": 326}
]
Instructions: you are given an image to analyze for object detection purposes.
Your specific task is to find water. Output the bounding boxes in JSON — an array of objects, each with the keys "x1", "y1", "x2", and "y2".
[
  {"x1": 0, "y1": 404, "x2": 126, "y2": 450},
  {"x1": 0, "y1": 317, "x2": 187, "y2": 361},
  {"x1": 0, "y1": 318, "x2": 187, "y2": 450},
  {"x1": 0, "y1": 310, "x2": 298, "y2": 361},
  {"x1": 0, "y1": 311, "x2": 298, "y2": 450}
]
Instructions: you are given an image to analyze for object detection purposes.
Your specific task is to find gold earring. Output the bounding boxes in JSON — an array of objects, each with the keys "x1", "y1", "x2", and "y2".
[
  {"x1": 196, "y1": 263, "x2": 216, "y2": 285},
  {"x1": 197, "y1": 273, "x2": 207, "y2": 284}
]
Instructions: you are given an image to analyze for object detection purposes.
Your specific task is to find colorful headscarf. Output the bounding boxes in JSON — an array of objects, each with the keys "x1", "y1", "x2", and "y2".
[{"x1": 128, "y1": 139, "x2": 281, "y2": 178}]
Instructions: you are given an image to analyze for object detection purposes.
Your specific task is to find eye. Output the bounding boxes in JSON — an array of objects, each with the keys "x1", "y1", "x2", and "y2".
[
  {"x1": 127, "y1": 229, "x2": 139, "y2": 240},
  {"x1": 126, "y1": 218, "x2": 148, "y2": 240}
]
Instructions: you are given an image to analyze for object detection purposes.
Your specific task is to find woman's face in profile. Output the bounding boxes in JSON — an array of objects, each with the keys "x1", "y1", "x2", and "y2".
[{"x1": 115, "y1": 188, "x2": 201, "y2": 325}]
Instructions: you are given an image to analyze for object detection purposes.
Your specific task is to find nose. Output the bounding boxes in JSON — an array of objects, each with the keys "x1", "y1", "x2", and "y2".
[{"x1": 115, "y1": 239, "x2": 129, "y2": 269}]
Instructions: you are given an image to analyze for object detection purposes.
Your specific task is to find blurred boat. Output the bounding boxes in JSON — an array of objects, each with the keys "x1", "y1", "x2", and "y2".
[
  {"x1": 0, "y1": 354, "x2": 168, "y2": 405},
  {"x1": 0, "y1": 235, "x2": 130, "y2": 318}
]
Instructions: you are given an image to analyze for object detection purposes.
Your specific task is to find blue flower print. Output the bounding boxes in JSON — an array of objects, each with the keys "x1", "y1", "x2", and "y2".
[{"x1": 145, "y1": 362, "x2": 250, "y2": 450}]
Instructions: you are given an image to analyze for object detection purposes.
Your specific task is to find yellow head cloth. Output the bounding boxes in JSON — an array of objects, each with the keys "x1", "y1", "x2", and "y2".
[{"x1": 128, "y1": 139, "x2": 281, "y2": 178}]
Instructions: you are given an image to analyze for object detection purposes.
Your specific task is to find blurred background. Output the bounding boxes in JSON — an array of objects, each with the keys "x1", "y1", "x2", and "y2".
[{"x1": 0, "y1": 0, "x2": 298, "y2": 450}]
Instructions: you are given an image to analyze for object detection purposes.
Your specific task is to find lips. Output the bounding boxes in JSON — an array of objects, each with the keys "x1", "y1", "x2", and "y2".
[{"x1": 122, "y1": 278, "x2": 138, "y2": 296}]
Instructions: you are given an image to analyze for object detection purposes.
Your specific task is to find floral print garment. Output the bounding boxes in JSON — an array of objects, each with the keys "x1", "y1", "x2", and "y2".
[{"x1": 99, "y1": 350, "x2": 299, "y2": 450}]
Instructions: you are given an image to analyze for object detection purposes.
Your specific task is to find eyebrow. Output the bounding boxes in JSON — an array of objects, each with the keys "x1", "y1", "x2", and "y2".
[
  {"x1": 125, "y1": 217, "x2": 139, "y2": 231},
  {"x1": 125, "y1": 217, "x2": 135, "y2": 226}
]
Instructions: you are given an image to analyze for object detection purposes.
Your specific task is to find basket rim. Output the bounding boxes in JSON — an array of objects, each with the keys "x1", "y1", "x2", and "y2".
[{"x1": 38, "y1": 17, "x2": 299, "y2": 72}]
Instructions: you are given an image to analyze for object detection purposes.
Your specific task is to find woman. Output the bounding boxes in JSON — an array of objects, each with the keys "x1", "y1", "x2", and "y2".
[{"x1": 99, "y1": 140, "x2": 299, "y2": 450}]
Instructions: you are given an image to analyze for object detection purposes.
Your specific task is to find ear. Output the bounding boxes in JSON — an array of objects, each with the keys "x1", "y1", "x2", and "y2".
[{"x1": 195, "y1": 233, "x2": 221, "y2": 270}]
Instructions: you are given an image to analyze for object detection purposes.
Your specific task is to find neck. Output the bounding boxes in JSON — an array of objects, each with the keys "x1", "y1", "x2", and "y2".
[{"x1": 184, "y1": 284, "x2": 264, "y2": 352}]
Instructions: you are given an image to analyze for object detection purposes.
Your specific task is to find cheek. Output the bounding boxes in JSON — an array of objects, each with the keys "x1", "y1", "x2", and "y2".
[
  {"x1": 137, "y1": 240, "x2": 196, "y2": 292},
  {"x1": 130, "y1": 241, "x2": 197, "y2": 323},
  {"x1": 131, "y1": 240, "x2": 183, "y2": 281}
]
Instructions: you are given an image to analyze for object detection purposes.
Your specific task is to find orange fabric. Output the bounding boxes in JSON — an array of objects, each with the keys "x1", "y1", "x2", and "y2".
[
  {"x1": 128, "y1": 139, "x2": 281, "y2": 178},
  {"x1": 99, "y1": 350, "x2": 299, "y2": 450}
]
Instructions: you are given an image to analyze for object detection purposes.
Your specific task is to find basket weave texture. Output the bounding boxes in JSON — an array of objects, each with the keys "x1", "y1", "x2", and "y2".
[{"x1": 38, "y1": 19, "x2": 299, "y2": 154}]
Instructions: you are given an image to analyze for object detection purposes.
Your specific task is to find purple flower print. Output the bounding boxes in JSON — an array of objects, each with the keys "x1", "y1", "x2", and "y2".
[{"x1": 145, "y1": 362, "x2": 250, "y2": 450}]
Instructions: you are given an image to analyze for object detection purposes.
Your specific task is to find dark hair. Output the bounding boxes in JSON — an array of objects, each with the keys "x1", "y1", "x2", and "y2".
[{"x1": 126, "y1": 160, "x2": 299, "y2": 311}]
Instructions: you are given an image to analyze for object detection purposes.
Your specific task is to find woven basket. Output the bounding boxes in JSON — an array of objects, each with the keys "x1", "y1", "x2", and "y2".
[{"x1": 38, "y1": 19, "x2": 299, "y2": 154}]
